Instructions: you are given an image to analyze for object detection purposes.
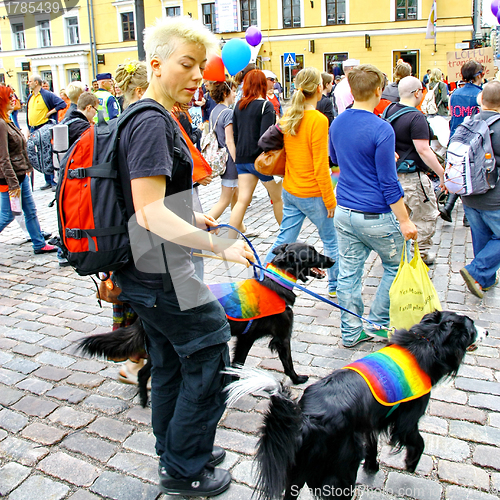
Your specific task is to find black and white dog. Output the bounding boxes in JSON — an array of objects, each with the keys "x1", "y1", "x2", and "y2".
[
  {"x1": 226, "y1": 311, "x2": 487, "y2": 500},
  {"x1": 78, "y1": 242, "x2": 334, "y2": 406}
]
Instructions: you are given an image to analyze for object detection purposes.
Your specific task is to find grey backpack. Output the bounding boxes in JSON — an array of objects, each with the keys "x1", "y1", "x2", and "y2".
[{"x1": 445, "y1": 113, "x2": 500, "y2": 196}]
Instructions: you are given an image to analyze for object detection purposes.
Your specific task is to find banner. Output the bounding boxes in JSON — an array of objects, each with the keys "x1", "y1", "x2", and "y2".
[
  {"x1": 446, "y1": 47, "x2": 495, "y2": 82},
  {"x1": 216, "y1": 0, "x2": 238, "y2": 33},
  {"x1": 425, "y1": 0, "x2": 437, "y2": 40}
]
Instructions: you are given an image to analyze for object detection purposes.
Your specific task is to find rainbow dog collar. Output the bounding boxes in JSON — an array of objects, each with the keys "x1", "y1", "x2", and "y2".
[
  {"x1": 344, "y1": 345, "x2": 431, "y2": 406},
  {"x1": 264, "y1": 263, "x2": 297, "y2": 290},
  {"x1": 208, "y1": 279, "x2": 286, "y2": 321}
]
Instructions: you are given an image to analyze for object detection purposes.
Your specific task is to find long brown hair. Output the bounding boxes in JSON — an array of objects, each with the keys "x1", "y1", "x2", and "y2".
[
  {"x1": 0, "y1": 86, "x2": 12, "y2": 122},
  {"x1": 238, "y1": 69, "x2": 267, "y2": 110}
]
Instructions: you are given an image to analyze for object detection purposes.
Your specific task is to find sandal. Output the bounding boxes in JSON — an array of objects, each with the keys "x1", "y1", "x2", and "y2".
[{"x1": 118, "y1": 363, "x2": 152, "y2": 389}]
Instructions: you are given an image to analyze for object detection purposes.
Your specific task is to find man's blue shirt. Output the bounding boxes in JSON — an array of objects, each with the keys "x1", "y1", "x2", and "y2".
[{"x1": 329, "y1": 108, "x2": 404, "y2": 213}]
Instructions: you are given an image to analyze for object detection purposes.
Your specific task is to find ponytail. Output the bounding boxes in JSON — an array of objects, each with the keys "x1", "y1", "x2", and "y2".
[{"x1": 279, "y1": 67, "x2": 321, "y2": 136}]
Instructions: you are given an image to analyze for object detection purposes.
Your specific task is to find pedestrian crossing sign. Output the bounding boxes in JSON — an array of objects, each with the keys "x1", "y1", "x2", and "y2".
[{"x1": 284, "y1": 52, "x2": 296, "y2": 67}]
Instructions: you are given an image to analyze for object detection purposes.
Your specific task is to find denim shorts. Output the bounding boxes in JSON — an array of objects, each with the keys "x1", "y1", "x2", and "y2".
[{"x1": 236, "y1": 162, "x2": 274, "y2": 182}]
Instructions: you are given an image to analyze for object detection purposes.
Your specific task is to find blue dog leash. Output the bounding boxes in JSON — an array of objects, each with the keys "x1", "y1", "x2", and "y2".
[{"x1": 207, "y1": 224, "x2": 389, "y2": 332}]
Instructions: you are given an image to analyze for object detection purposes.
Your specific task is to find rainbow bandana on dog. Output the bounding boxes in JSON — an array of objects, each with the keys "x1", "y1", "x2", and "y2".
[
  {"x1": 209, "y1": 268, "x2": 292, "y2": 321},
  {"x1": 343, "y1": 345, "x2": 431, "y2": 406}
]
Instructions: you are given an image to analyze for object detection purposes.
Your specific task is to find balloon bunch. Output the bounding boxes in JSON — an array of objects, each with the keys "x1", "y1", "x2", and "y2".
[
  {"x1": 492, "y1": 0, "x2": 500, "y2": 23},
  {"x1": 204, "y1": 26, "x2": 263, "y2": 81}
]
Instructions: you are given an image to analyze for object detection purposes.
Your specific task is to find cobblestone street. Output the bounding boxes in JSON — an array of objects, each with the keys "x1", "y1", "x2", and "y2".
[{"x1": 0, "y1": 172, "x2": 499, "y2": 500}]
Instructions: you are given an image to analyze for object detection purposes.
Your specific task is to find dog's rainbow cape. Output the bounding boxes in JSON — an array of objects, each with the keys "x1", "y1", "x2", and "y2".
[
  {"x1": 344, "y1": 345, "x2": 431, "y2": 406},
  {"x1": 208, "y1": 280, "x2": 286, "y2": 321}
]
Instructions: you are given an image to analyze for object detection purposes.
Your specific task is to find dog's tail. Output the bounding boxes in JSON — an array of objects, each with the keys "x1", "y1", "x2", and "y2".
[
  {"x1": 225, "y1": 367, "x2": 303, "y2": 500},
  {"x1": 77, "y1": 319, "x2": 147, "y2": 362}
]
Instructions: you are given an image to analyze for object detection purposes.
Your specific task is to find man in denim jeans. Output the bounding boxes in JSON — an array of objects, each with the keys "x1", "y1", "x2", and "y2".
[
  {"x1": 329, "y1": 64, "x2": 417, "y2": 348},
  {"x1": 114, "y1": 17, "x2": 253, "y2": 497},
  {"x1": 460, "y1": 81, "x2": 500, "y2": 299}
]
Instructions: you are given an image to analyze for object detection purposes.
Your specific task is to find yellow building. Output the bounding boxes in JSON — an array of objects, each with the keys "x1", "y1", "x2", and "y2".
[{"x1": 0, "y1": 0, "x2": 476, "y2": 101}]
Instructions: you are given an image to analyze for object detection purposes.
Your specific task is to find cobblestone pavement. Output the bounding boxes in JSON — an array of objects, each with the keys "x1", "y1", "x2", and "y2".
[{"x1": 1, "y1": 171, "x2": 499, "y2": 500}]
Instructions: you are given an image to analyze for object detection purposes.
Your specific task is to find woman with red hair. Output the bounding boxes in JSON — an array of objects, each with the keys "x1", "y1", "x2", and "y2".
[
  {"x1": 0, "y1": 85, "x2": 57, "y2": 253},
  {"x1": 229, "y1": 69, "x2": 283, "y2": 236}
]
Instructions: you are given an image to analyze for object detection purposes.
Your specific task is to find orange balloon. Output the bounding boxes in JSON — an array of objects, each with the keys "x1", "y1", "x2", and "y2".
[{"x1": 203, "y1": 54, "x2": 226, "y2": 82}]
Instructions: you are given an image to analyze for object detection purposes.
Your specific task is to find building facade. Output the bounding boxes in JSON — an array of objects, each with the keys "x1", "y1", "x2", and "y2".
[{"x1": 0, "y1": 0, "x2": 475, "y2": 100}]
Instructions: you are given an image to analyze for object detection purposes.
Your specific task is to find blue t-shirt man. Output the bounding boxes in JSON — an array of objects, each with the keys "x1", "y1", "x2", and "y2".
[{"x1": 328, "y1": 65, "x2": 417, "y2": 349}]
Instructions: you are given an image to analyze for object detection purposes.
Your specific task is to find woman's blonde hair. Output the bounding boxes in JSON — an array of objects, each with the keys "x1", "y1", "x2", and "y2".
[
  {"x1": 429, "y1": 68, "x2": 443, "y2": 84},
  {"x1": 65, "y1": 81, "x2": 85, "y2": 104},
  {"x1": 144, "y1": 16, "x2": 218, "y2": 79},
  {"x1": 279, "y1": 67, "x2": 321, "y2": 136},
  {"x1": 115, "y1": 60, "x2": 148, "y2": 108}
]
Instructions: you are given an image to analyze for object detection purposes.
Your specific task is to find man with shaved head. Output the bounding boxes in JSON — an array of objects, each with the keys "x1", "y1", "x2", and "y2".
[
  {"x1": 382, "y1": 75, "x2": 445, "y2": 265},
  {"x1": 459, "y1": 80, "x2": 500, "y2": 298}
]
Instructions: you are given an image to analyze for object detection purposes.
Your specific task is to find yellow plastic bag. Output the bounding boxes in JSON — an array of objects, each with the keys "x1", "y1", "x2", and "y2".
[{"x1": 389, "y1": 241, "x2": 442, "y2": 331}]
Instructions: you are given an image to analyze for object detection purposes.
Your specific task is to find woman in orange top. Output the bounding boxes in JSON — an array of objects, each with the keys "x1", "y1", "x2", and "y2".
[
  {"x1": 264, "y1": 67, "x2": 339, "y2": 296},
  {"x1": 57, "y1": 89, "x2": 71, "y2": 122}
]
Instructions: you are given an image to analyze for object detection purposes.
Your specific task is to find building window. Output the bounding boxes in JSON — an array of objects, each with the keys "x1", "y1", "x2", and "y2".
[
  {"x1": 68, "y1": 68, "x2": 81, "y2": 82},
  {"x1": 0, "y1": 74, "x2": 5, "y2": 85},
  {"x1": 166, "y1": 6, "x2": 181, "y2": 17},
  {"x1": 396, "y1": 0, "x2": 417, "y2": 20},
  {"x1": 38, "y1": 20, "x2": 51, "y2": 47},
  {"x1": 41, "y1": 71, "x2": 53, "y2": 91},
  {"x1": 326, "y1": 0, "x2": 345, "y2": 25},
  {"x1": 121, "y1": 12, "x2": 135, "y2": 41},
  {"x1": 18, "y1": 72, "x2": 29, "y2": 102},
  {"x1": 202, "y1": 3, "x2": 216, "y2": 32},
  {"x1": 12, "y1": 23, "x2": 25, "y2": 50},
  {"x1": 240, "y1": 0, "x2": 257, "y2": 30},
  {"x1": 283, "y1": 0, "x2": 301, "y2": 28},
  {"x1": 66, "y1": 17, "x2": 80, "y2": 45}
]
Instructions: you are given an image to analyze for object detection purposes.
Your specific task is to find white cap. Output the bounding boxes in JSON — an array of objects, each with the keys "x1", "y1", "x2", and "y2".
[
  {"x1": 342, "y1": 59, "x2": 360, "y2": 69},
  {"x1": 262, "y1": 70, "x2": 278, "y2": 80}
]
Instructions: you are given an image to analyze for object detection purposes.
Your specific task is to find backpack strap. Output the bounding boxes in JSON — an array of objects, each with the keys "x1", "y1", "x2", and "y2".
[
  {"x1": 210, "y1": 107, "x2": 227, "y2": 134},
  {"x1": 484, "y1": 113, "x2": 500, "y2": 128},
  {"x1": 382, "y1": 104, "x2": 420, "y2": 123},
  {"x1": 382, "y1": 104, "x2": 421, "y2": 167}
]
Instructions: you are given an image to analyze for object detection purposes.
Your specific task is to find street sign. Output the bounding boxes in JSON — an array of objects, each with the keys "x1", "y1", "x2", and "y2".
[{"x1": 284, "y1": 52, "x2": 296, "y2": 67}]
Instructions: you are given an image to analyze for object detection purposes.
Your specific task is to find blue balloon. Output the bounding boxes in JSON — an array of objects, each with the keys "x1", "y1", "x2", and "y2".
[{"x1": 222, "y1": 38, "x2": 252, "y2": 76}]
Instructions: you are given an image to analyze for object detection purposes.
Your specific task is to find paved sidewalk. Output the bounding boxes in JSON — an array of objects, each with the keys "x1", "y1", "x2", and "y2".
[{"x1": 0, "y1": 173, "x2": 499, "y2": 500}]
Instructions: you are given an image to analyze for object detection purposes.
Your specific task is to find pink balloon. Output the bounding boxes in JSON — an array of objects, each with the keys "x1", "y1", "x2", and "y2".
[
  {"x1": 492, "y1": 0, "x2": 500, "y2": 17},
  {"x1": 245, "y1": 26, "x2": 262, "y2": 47}
]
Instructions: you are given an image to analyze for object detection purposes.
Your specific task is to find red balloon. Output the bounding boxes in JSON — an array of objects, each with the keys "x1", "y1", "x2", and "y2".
[{"x1": 203, "y1": 54, "x2": 226, "y2": 82}]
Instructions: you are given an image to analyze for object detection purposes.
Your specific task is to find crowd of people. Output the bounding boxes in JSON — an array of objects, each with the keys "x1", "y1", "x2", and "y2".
[{"x1": 0, "y1": 13, "x2": 499, "y2": 497}]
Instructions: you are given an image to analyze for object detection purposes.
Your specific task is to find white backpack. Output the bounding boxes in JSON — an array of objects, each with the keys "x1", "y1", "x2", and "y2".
[
  {"x1": 200, "y1": 110, "x2": 229, "y2": 178},
  {"x1": 421, "y1": 83, "x2": 440, "y2": 115}
]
